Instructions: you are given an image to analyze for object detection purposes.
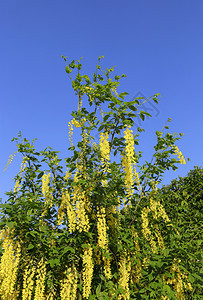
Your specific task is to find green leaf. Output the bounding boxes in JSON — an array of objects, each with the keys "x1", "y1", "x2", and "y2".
[
  {"x1": 128, "y1": 105, "x2": 137, "y2": 111},
  {"x1": 28, "y1": 243, "x2": 34, "y2": 250},
  {"x1": 48, "y1": 258, "x2": 60, "y2": 268}
]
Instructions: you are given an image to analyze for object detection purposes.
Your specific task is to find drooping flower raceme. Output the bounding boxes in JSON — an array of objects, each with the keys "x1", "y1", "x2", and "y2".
[
  {"x1": 122, "y1": 126, "x2": 137, "y2": 200},
  {"x1": 34, "y1": 258, "x2": 46, "y2": 300},
  {"x1": 173, "y1": 145, "x2": 186, "y2": 164},
  {"x1": 0, "y1": 228, "x2": 21, "y2": 299},
  {"x1": 60, "y1": 266, "x2": 77, "y2": 300},
  {"x1": 96, "y1": 206, "x2": 111, "y2": 279},
  {"x1": 82, "y1": 245, "x2": 94, "y2": 299}
]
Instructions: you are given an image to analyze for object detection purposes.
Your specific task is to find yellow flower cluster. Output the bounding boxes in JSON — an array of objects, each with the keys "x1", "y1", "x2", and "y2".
[
  {"x1": 60, "y1": 266, "x2": 77, "y2": 300},
  {"x1": 141, "y1": 196, "x2": 172, "y2": 253},
  {"x1": 0, "y1": 229, "x2": 21, "y2": 299},
  {"x1": 14, "y1": 156, "x2": 28, "y2": 192},
  {"x1": 34, "y1": 258, "x2": 46, "y2": 300},
  {"x1": 3, "y1": 151, "x2": 16, "y2": 172},
  {"x1": 118, "y1": 254, "x2": 130, "y2": 300},
  {"x1": 173, "y1": 145, "x2": 186, "y2": 164},
  {"x1": 96, "y1": 206, "x2": 111, "y2": 279},
  {"x1": 42, "y1": 173, "x2": 51, "y2": 197},
  {"x1": 71, "y1": 169, "x2": 90, "y2": 233},
  {"x1": 64, "y1": 170, "x2": 72, "y2": 181},
  {"x1": 103, "y1": 256, "x2": 111, "y2": 280},
  {"x1": 100, "y1": 132, "x2": 110, "y2": 160},
  {"x1": 72, "y1": 118, "x2": 81, "y2": 128},
  {"x1": 99, "y1": 132, "x2": 110, "y2": 183},
  {"x1": 75, "y1": 190, "x2": 90, "y2": 233},
  {"x1": 163, "y1": 259, "x2": 192, "y2": 300},
  {"x1": 57, "y1": 190, "x2": 76, "y2": 232},
  {"x1": 97, "y1": 206, "x2": 108, "y2": 249},
  {"x1": 111, "y1": 87, "x2": 119, "y2": 97},
  {"x1": 22, "y1": 262, "x2": 36, "y2": 300},
  {"x1": 141, "y1": 206, "x2": 157, "y2": 253},
  {"x1": 68, "y1": 120, "x2": 74, "y2": 147},
  {"x1": 84, "y1": 86, "x2": 95, "y2": 103},
  {"x1": 82, "y1": 245, "x2": 94, "y2": 299},
  {"x1": 122, "y1": 126, "x2": 139, "y2": 200}
]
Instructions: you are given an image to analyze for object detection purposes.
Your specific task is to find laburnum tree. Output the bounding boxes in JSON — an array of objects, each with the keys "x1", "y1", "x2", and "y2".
[{"x1": 0, "y1": 56, "x2": 194, "y2": 299}]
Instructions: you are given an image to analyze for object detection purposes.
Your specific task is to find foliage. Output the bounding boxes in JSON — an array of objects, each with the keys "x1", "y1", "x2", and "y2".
[
  {"x1": 0, "y1": 56, "x2": 194, "y2": 299},
  {"x1": 156, "y1": 166, "x2": 203, "y2": 299}
]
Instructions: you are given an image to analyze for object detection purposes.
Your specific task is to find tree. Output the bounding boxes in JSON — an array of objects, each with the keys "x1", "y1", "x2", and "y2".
[
  {"x1": 156, "y1": 166, "x2": 203, "y2": 299},
  {"x1": 0, "y1": 56, "x2": 193, "y2": 299}
]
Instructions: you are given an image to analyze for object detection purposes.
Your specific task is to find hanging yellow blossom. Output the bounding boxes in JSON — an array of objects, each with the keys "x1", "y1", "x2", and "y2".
[
  {"x1": 14, "y1": 180, "x2": 22, "y2": 193},
  {"x1": 99, "y1": 132, "x2": 110, "y2": 182},
  {"x1": 122, "y1": 126, "x2": 138, "y2": 200},
  {"x1": 68, "y1": 120, "x2": 74, "y2": 147},
  {"x1": 42, "y1": 173, "x2": 51, "y2": 197},
  {"x1": 118, "y1": 254, "x2": 130, "y2": 300},
  {"x1": 0, "y1": 232, "x2": 21, "y2": 299},
  {"x1": 82, "y1": 245, "x2": 94, "y2": 299},
  {"x1": 96, "y1": 206, "x2": 112, "y2": 279},
  {"x1": 141, "y1": 206, "x2": 157, "y2": 253},
  {"x1": 173, "y1": 145, "x2": 186, "y2": 164},
  {"x1": 22, "y1": 262, "x2": 36, "y2": 300},
  {"x1": 4, "y1": 151, "x2": 17, "y2": 172},
  {"x1": 84, "y1": 86, "x2": 94, "y2": 103},
  {"x1": 72, "y1": 118, "x2": 81, "y2": 128},
  {"x1": 75, "y1": 190, "x2": 90, "y2": 233},
  {"x1": 14, "y1": 156, "x2": 28, "y2": 193},
  {"x1": 60, "y1": 266, "x2": 77, "y2": 300},
  {"x1": 34, "y1": 258, "x2": 46, "y2": 300},
  {"x1": 103, "y1": 256, "x2": 111, "y2": 280},
  {"x1": 57, "y1": 190, "x2": 76, "y2": 232},
  {"x1": 64, "y1": 170, "x2": 72, "y2": 181},
  {"x1": 100, "y1": 132, "x2": 110, "y2": 162},
  {"x1": 163, "y1": 259, "x2": 192, "y2": 300},
  {"x1": 72, "y1": 169, "x2": 90, "y2": 233},
  {"x1": 97, "y1": 206, "x2": 108, "y2": 249}
]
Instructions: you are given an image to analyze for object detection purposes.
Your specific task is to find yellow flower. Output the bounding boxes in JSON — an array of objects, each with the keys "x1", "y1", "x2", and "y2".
[
  {"x1": 96, "y1": 206, "x2": 112, "y2": 279},
  {"x1": 42, "y1": 173, "x2": 51, "y2": 197},
  {"x1": 64, "y1": 170, "x2": 71, "y2": 181},
  {"x1": 103, "y1": 256, "x2": 111, "y2": 279},
  {"x1": 118, "y1": 254, "x2": 130, "y2": 300},
  {"x1": 72, "y1": 118, "x2": 81, "y2": 128},
  {"x1": 22, "y1": 262, "x2": 36, "y2": 300},
  {"x1": 82, "y1": 245, "x2": 94, "y2": 299},
  {"x1": 34, "y1": 258, "x2": 46, "y2": 300},
  {"x1": 0, "y1": 230, "x2": 21, "y2": 299},
  {"x1": 57, "y1": 190, "x2": 77, "y2": 232},
  {"x1": 68, "y1": 121, "x2": 74, "y2": 147},
  {"x1": 72, "y1": 168, "x2": 90, "y2": 233},
  {"x1": 141, "y1": 207, "x2": 156, "y2": 252},
  {"x1": 13, "y1": 156, "x2": 28, "y2": 193},
  {"x1": 97, "y1": 206, "x2": 108, "y2": 249},
  {"x1": 60, "y1": 266, "x2": 77, "y2": 300},
  {"x1": 122, "y1": 126, "x2": 140, "y2": 200},
  {"x1": 4, "y1": 151, "x2": 17, "y2": 172},
  {"x1": 173, "y1": 145, "x2": 186, "y2": 164},
  {"x1": 163, "y1": 259, "x2": 192, "y2": 299}
]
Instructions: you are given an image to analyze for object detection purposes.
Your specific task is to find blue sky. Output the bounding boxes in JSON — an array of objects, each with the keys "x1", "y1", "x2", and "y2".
[{"x1": 1, "y1": 0, "x2": 203, "y2": 201}]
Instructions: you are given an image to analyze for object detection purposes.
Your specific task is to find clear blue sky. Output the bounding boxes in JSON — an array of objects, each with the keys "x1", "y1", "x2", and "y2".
[{"x1": 1, "y1": 0, "x2": 203, "y2": 201}]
